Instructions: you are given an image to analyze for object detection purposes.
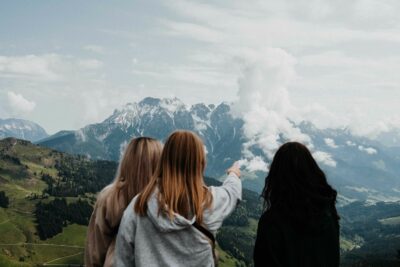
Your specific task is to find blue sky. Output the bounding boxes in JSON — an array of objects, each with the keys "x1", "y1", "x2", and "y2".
[{"x1": 0, "y1": 0, "x2": 399, "y2": 135}]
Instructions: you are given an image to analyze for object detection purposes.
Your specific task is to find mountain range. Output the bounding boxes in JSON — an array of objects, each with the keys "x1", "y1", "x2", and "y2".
[
  {"x1": 2, "y1": 97, "x2": 400, "y2": 204},
  {"x1": 0, "y1": 118, "x2": 48, "y2": 142}
]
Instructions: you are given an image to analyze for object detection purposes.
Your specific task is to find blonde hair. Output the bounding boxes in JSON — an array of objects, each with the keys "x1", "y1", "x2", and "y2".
[
  {"x1": 102, "y1": 137, "x2": 162, "y2": 226},
  {"x1": 135, "y1": 130, "x2": 212, "y2": 224}
]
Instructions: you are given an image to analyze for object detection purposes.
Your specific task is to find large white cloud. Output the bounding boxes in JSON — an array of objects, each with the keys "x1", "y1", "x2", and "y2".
[
  {"x1": 0, "y1": 54, "x2": 105, "y2": 81},
  {"x1": 162, "y1": 0, "x2": 400, "y2": 139},
  {"x1": 0, "y1": 54, "x2": 60, "y2": 81},
  {"x1": 7, "y1": 91, "x2": 36, "y2": 113},
  {"x1": 324, "y1": 138, "x2": 338, "y2": 148},
  {"x1": 312, "y1": 151, "x2": 337, "y2": 167},
  {"x1": 238, "y1": 156, "x2": 269, "y2": 173},
  {"x1": 232, "y1": 47, "x2": 312, "y2": 170},
  {"x1": 358, "y1": 145, "x2": 378, "y2": 155},
  {"x1": 1, "y1": 0, "x2": 400, "y2": 138}
]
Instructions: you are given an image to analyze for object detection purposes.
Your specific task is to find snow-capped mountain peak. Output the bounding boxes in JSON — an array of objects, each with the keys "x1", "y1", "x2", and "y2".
[
  {"x1": 38, "y1": 97, "x2": 400, "y2": 204},
  {"x1": 159, "y1": 97, "x2": 186, "y2": 114},
  {"x1": 106, "y1": 97, "x2": 189, "y2": 127},
  {"x1": 0, "y1": 118, "x2": 48, "y2": 142}
]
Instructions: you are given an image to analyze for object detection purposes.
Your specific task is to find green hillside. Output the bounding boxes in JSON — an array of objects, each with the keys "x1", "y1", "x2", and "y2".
[
  {"x1": 0, "y1": 138, "x2": 253, "y2": 266},
  {"x1": 0, "y1": 138, "x2": 93, "y2": 266}
]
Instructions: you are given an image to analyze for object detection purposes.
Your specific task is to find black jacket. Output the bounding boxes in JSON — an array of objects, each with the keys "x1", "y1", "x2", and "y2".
[{"x1": 254, "y1": 209, "x2": 340, "y2": 267}]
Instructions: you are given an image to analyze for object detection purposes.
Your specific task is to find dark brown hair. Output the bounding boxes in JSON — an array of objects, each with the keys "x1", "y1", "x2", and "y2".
[{"x1": 262, "y1": 142, "x2": 339, "y2": 228}]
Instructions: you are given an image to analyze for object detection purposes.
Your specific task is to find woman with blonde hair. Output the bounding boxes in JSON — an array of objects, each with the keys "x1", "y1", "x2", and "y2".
[
  {"x1": 115, "y1": 130, "x2": 242, "y2": 267},
  {"x1": 85, "y1": 137, "x2": 162, "y2": 267}
]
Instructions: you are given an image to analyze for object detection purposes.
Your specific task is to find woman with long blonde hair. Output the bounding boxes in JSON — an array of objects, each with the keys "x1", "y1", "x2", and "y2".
[
  {"x1": 85, "y1": 137, "x2": 162, "y2": 267},
  {"x1": 115, "y1": 130, "x2": 242, "y2": 267}
]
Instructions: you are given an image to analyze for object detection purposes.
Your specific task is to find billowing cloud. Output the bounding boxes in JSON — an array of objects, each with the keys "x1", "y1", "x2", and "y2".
[
  {"x1": 297, "y1": 103, "x2": 346, "y2": 129},
  {"x1": 1, "y1": 0, "x2": 400, "y2": 140},
  {"x1": 0, "y1": 54, "x2": 60, "y2": 81},
  {"x1": 345, "y1": 186, "x2": 375, "y2": 193},
  {"x1": 0, "y1": 54, "x2": 105, "y2": 83},
  {"x1": 346, "y1": 140, "x2": 357, "y2": 146},
  {"x1": 324, "y1": 138, "x2": 338, "y2": 148},
  {"x1": 233, "y1": 48, "x2": 311, "y2": 160},
  {"x1": 7, "y1": 91, "x2": 36, "y2": 113},
  {"x1": 312, "y1": 151, "x2": 337, "y2": 167},
  {"x1": 358, "y1": 145, "x2": 377, "y2": 155},
  {"x1": 162, "y1": 0, "x2": 400, "y2": 140},
  {"x1": 238, "y1": 156, "x2": 269, "y2": 173}
]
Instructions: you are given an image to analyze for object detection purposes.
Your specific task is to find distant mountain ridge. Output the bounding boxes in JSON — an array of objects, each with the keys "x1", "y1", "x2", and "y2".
[
  {"x1": 0, "y1": 118, "x2": 48, "y2": 142},
  {"x1": 39, "y1": 97, "x2": 244, "y2": 180},
  {"x1": 37, "y1": 97, "x2": 400, "y2": 203}
]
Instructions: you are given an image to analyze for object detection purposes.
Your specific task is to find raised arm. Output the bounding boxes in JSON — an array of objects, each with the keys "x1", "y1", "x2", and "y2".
[{"x1": 204, "y1": 162, "x2": 242, "y2": 232}]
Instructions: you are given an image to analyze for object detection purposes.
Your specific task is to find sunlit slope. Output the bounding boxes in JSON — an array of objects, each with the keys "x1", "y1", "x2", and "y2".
[
  {"x1": 0, "y1": 138, "x2": 106, "y2": 266},
  {"x1": 0, "y1": 138, "x2": 249, "y2": 267}
]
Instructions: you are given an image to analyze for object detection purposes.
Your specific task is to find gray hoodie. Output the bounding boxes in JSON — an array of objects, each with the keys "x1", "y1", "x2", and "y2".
[{"x1": 114, "y1": 173, "x2": 242, "y2": 267}]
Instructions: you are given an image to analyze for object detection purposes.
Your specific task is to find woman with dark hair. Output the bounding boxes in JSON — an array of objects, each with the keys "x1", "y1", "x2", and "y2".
[{"x1": 254, "y1": 142, "x2": 340, "y2": 267}]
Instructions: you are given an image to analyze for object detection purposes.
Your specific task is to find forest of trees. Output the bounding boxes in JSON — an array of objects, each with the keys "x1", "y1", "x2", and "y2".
[
  {"x1": 217, "y1": 227, "x2": 255, "y2": 266},
  {"x1": 339, "y1": 201, "x2": 400, "y2": 266},
  {"x1": 41, "y1": 157, "x2": 116, "y2": 197},
  {"x1": 33, "y1": 154, "x2": 116, "y2": 240},
  {"x1": 0, "y1": 154, "x2": 22, "y2": 165},
  {"x1": 35, "y1": 198, "x2": 93, "y2": 240},
  {"x1": 0, "y1": 191, "x2": 9, "y2": 208}
]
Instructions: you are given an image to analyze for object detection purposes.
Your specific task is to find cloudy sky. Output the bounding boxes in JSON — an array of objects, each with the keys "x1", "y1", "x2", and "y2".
[{"x1": 0, "y1": 0, "x2": 399, "y2": 135}]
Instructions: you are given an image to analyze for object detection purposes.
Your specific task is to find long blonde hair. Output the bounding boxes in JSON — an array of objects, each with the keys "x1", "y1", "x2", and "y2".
[
  {"x1": 103, "y1": 137, "x2": 162, "y2": 226},
  {"x1": 135, "y1": 130, "x2": 213, "y2": 224}
]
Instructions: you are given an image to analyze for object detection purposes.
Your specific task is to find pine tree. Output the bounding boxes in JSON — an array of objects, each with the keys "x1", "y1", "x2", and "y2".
[{"x1": 0, "y1": 191, "x2": 9, "y2": 208}]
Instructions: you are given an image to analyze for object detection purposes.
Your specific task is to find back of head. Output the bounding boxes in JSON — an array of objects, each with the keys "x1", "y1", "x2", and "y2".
[
  {"x1": 106, "y1": 137, "x2": 162, "y2": 225},
  {"x1": 262, "y1": 142, "x2": 339, "y2": 230},
  {"x1": 135, "y1": 130, "x2": 212, "y2": 224}
]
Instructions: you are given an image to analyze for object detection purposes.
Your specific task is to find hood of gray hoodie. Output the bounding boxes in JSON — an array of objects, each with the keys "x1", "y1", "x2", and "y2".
[{"x1": 146, "y1": 191, "x2": 196, "y2": 232}]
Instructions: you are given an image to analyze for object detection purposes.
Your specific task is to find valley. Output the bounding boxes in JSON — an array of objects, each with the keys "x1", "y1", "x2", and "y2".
[{"x1": 0, "y1": 138, "x2": 399, "y2": 266}]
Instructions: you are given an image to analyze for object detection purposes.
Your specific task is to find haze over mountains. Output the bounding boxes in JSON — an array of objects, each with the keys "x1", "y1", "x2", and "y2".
[{"x1": 1, "y1": 97, "x2": 400, "y2": 204}]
